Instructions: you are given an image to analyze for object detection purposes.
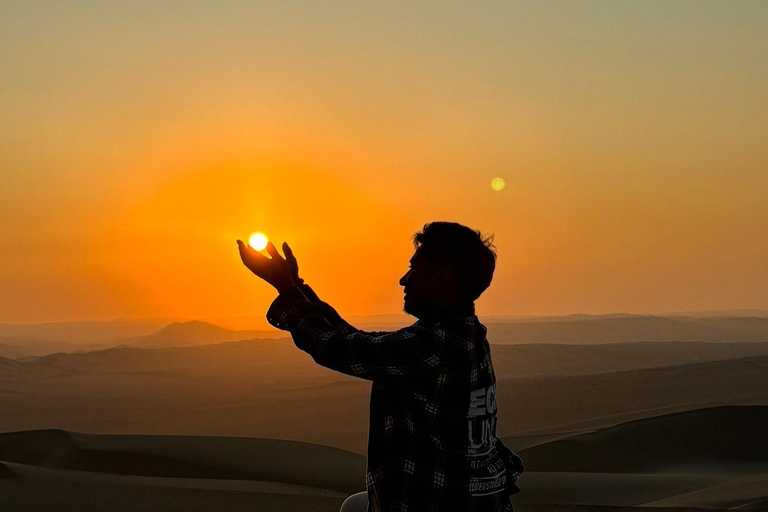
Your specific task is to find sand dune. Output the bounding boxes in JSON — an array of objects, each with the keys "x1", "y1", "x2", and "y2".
[
  {"x1": 0, "y1": 430, "x2": 361, "y2": 512},
  {"x1": 495, "y1": 355, "x2": 768, "y2": 440},
  {"x1": 0, "y1": 430, "x2": 365, "y2": 492},
  {"x1": 0, "y1": 480, "x2": 347, "y2": 512},
  {"x1": 510, "y1": 407, "x2": 768, "y2": 508},
  {"x1": 3, "y1": 407, "x2": 767, "y2": 510},
  {"x1": 643, "y1": 472, "x2": 768, "y2": 509},
  {"x1": 517, "y1": 406, "x2": 768, "y2": 473},
  {"x1": 3, "y1": 338, "x2": 768, "y2": 510},
  {"x1": 0, "y1": 461, "x2": 13, "y2": 478},
  {"x1": 514, "y1": 471, "x2": 725, "y2": 507},
  {"x1": 3, "y1": 343, "x2": 768, "y2": 456},
  {"x1": 4, "y1": 460, "x2": 349, "y2": 497}
]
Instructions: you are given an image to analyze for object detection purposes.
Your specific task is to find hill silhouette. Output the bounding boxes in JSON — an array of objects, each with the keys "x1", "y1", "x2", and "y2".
[
  {"x1": 119, "y1": 321, "x2": 275, "y2": 349},
  {"x1": 486, "y1": 315, "x2": 768, "y2": 344},
  {"x1": 490, "y1": 341, "x2": 768, "y2": 376},
  {"x1": 5, "y1": 314, "x2": 768, "y2": 359},
  {"x1": 0, "y1": 320, "x2": 282, "y2": 357}
]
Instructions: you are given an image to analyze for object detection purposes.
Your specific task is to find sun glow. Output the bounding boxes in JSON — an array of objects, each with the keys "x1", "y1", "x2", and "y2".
[{"x1": 249, "y1": 232, "x2": 269, "y2": 251}]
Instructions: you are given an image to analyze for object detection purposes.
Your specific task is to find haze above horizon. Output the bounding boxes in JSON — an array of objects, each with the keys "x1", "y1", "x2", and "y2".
[{"x1": 2, "y1": 1, "x2": 767, "y2": 324}]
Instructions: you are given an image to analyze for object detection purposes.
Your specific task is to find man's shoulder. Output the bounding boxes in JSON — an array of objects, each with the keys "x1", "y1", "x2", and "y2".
[{"x1": 423, "y1": 316, "x2": 488, "y2": 351}]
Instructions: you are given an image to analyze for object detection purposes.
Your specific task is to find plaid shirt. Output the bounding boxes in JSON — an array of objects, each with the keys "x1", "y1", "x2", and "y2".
[{"x1": 266, "y1": 282, "x2": 523, "y2": 512}]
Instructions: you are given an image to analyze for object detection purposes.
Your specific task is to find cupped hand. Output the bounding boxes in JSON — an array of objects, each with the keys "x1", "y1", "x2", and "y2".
[{"x1": 237, "y1": 239, "x2": 295, "y2": 293}]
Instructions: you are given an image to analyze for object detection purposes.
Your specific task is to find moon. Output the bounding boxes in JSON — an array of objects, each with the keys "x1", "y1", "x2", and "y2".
[
  {"x1": 248, "y1": 232, "x2": 268, "y2": 251},
  {"x1": 491, "y1": 177, "x2": 506, "y2": 191}
]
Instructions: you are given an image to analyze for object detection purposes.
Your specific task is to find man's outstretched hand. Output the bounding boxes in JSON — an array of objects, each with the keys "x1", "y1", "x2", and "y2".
[{"x1": 237, "y1": 239, "x2": 298, "y2": 294}]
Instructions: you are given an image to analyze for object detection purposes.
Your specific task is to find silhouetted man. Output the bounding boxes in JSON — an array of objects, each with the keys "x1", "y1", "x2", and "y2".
[{"x1": 237, "y1": 221, "x2": 523, "y2": 512}]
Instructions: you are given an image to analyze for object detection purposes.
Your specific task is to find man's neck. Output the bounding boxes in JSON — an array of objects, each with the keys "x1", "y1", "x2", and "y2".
[{"x1": 419, "y1": 301, "x2": 475, "y2": 324}]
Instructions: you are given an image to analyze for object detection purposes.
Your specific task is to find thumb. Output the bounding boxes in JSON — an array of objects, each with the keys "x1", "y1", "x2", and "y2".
[{"x1": 283, "y1": 242, "x2": 295, "y2": 262}]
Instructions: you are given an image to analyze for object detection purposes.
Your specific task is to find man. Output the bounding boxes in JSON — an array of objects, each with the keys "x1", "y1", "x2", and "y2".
[{"x1": 237, "y1": 221, "x2": 523, "y2": 512}]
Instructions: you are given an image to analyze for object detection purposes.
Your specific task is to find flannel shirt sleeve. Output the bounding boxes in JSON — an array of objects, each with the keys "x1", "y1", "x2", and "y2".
[
  {"x1": 266, "y1": 286, "x2": 443, "y2": 383},
  {"x1": 294, "y1": 280, "x2": 360, "y2": 334}
]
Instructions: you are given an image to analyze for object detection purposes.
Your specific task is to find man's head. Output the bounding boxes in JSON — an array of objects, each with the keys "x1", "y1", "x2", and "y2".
[{"x1": 399, "y1": 222, "x2": 496, "y2": 319}]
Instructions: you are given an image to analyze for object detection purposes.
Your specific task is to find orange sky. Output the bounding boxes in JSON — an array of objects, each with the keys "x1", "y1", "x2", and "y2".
[{"x1": 1, "y1": 2, "x2": 767, "y2": 325}]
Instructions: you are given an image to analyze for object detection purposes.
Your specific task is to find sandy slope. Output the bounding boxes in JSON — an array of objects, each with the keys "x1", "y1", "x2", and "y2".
[
  {"x1": 642, "y1": 471, "x2": 768, "y2": 509},
  {"x1": 514, "y1": 471, "x2": 725, "y2": 507},
  {"x1": 0, "y1": 480, "x2": 347, "y2": 512},
  {"x1": 517, "y1": 406, "x2": 768, "y2": 473},
  {"x1": 507, "y1": 407, "x2": 768, "y2": 509},
  {"x1": 0, "y1": 431, "x2": 361, "y2": 512},
  {"x1": 0, "y1": 430, "x2": 365, "y2": 492},
  {"x1": 3, "y1": 407, "x2": 767, "y2": 510},
  {"x1": 4, "y1": 460, "x2": 349, "y2": 496},
  {"x1": 3, "y1": 344, "x2": 768, "y2": 456}
]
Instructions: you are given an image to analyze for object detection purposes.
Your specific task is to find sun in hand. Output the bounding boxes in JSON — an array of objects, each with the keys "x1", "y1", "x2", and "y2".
[{"x1": 248, "y1": 232, "x2": 269, "y2": 251}]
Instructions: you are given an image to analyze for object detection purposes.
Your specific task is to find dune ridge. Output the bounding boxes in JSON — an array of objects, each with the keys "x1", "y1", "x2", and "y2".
[
  {"x1": 517, "y1": 406, "x2": 768, "y2": 474},
  {"x1": 0, "y1": 430, "x2": 365, "y2": 493},
  {"x1": 3, "y1": 407, "x2": 767, "y2": 510}
]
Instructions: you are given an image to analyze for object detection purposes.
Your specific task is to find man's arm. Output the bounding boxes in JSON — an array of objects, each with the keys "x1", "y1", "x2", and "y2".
[
  {"x1": 293, "y1": 279, "x2": 360, "y2": 334},
  {"x1": 281, "y1": 242, "x2": 390, "y2": 336},
  {"x1": 267, "y1": 287, "x2": 444, "y2": 385}
]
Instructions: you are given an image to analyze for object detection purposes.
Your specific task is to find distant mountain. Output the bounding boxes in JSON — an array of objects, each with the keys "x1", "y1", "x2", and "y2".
[
  {"x1": 490, "y1": 340, "x2": 768, "y2": 377},
  {"x1": 661, "y1": 308, "x2": 768, "y2": 318},
  {"x1": 119, "y1": 320, "x2": 282, "y2": 349},
  {"x1": 0, "y1": 319, "x2": 174, "y2": 343},
  {"x1": 0, "y1": 321, "x2": 286, "y2": 357},
  {"x1": 19, "y1": 337, "x2": 768, "y2": 385},
  {"x1": 6, "y1": 312, "x2": 768, "y2": 354},
  {"x1": 486, "y1": 315, "x2": 768, "y2": 344},
  {"x1": 0, "y1": 342, "x2": 28, "y2": 359},
  {"x1": 0, "y1": 337, "x2": 97, "y2": 358}
]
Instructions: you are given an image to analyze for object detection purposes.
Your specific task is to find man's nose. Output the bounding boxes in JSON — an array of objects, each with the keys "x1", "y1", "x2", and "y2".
[{"x1": 399, "y1": 270, "x2": 410, "y2": 287}]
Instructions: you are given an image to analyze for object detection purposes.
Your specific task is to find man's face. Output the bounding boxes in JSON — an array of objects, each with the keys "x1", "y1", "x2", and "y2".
[{"x1": 399, "y1": 246, "x2": 450, "y2": 318}]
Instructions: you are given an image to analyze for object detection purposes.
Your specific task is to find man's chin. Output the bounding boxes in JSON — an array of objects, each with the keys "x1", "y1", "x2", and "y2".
[{"x1": 403, "y1": 299, "x2": 426, "y2": 318}]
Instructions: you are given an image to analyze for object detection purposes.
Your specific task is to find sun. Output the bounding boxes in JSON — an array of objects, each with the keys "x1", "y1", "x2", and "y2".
[
  {"x1": 491, "y1": 177, "x2": 506, "y2": 191},
  {"x1": 248, "y1": 232, "x2": 269, "y2": 251}
]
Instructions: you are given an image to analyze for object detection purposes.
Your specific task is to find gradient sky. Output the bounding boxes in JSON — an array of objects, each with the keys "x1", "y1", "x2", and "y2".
[{"x1": 2, "y1": 1, "x2": 767, "y2": 325}]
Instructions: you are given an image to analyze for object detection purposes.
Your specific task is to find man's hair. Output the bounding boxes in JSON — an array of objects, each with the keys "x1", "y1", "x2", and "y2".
[{"x1": 412, "y1": 221, "x2": 497, "y2": 302}]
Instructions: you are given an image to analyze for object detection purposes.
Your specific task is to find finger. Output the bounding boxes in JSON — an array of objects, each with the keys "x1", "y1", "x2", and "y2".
[
  {"x1": 283, "y1": 242, "x2": 296, "y2": 262},
  {"x1": 266, "y1": 241, "x2": 284, "y2": 261}
]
